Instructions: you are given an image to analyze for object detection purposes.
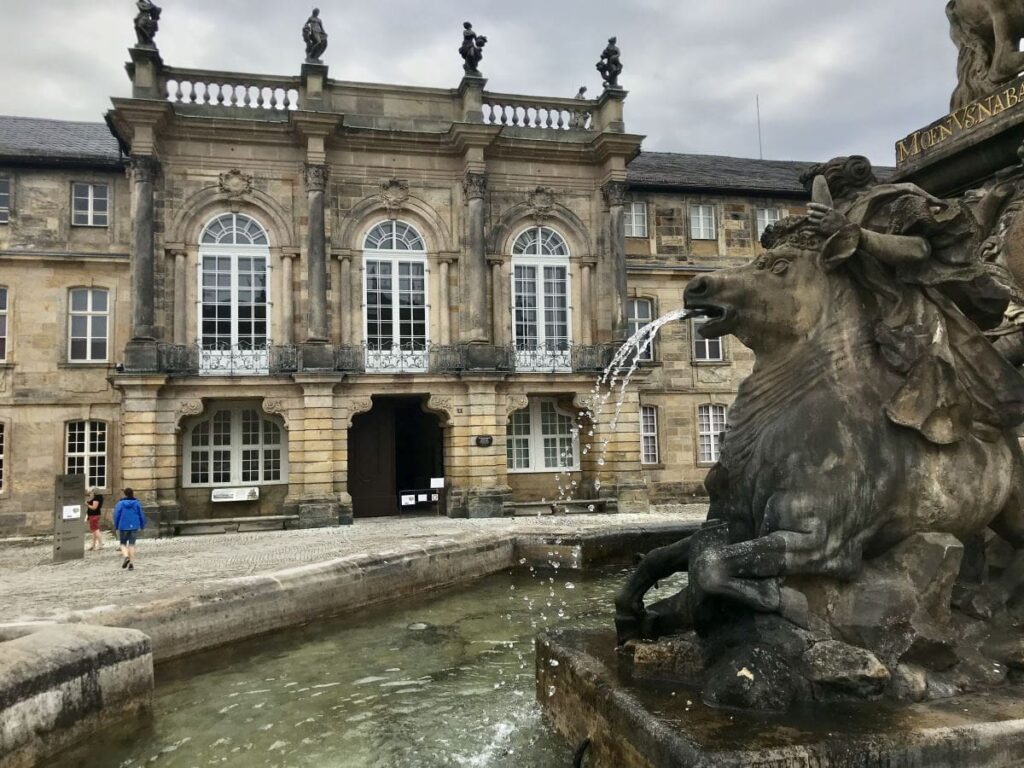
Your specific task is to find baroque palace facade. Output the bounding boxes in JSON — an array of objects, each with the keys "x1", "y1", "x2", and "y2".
[{"x1": 0, "y1": 42, "x2": 815, "y2": 535}]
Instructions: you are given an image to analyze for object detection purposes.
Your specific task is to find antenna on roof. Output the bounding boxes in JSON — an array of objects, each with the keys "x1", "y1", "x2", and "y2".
[{"x1": 756, "y1": 95, "x2": 764, "y2": 160}]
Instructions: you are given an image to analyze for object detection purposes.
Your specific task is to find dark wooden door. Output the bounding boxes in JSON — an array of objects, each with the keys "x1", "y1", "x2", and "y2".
[{"x1": 349, "y1": 405, "x2": 398, "y2": 517}]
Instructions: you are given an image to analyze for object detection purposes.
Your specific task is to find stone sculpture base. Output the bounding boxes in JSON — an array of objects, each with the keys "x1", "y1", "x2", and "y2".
[{"x1": 537, "y1": 629, "x2": 1024, "y2": 768}]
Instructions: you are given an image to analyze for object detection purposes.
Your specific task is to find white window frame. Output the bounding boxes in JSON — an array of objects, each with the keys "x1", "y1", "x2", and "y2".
[
  {"x1": 506, "y1": 398, "x2": 580, "y2": 473},
  {"x1": 0, "y1": 178, "x2": 10, "y2": 224},
  {"x1": 697, "y1": 404, "x2": 727, "y2": 465},
  {"x1": 627, "y1": 297, "x2": 655, "y2": 362},
  {"x1": 0, "y1": 422, "x2": 7, "y2": 492},
  {"x1": 624, "y1": 201, "x2": 648, "y2": 238},
  {"x1": 0, "y1": 287, "x2": 8, "y2": 362},
  {"x1": 511, "y1": 226, "x2": 572, "y2": 372},
  {"x1": 362, "y1": 220, "x2": 430, "y2": 372},
  {"x1": 183, "y1": 404, "x2": 289, "y2": 488},
  {"x1": 692, "y1": 316, "x2": 724, "y2": 362},
  {"x1": 641, "y1": 405, "x2": 659, "y2": 465},
  {"x1": 66, "y1": 420, "x2": 107, "y2": 489},
  {"x1": 198, "y1": 214, "x2": 272, "y2": 375},
  {"x1": 756, "y1": 207, "x2": 782, "y2": 239},
  {"x1": 71, "y1": 182, "x2": 109, "y2": 227},
  {"x1": 68, "y1": 287, "x2": 109, "y2": 363},
  {"x1": 689, "y1": 204, "x2": 716, "y2": 241}
]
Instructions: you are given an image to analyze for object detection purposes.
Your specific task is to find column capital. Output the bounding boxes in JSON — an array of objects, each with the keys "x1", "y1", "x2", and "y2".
[
  {"x1": 463, "y1": 171, "x2": 488, "y2": 200},
  {"x1": 601, "y1": 180, "x2": 628, "y2": 207},
  {"x1": 303, "y1": 162, "x2": 329, "y2": 192},
  {"x1": 281, "y1": 247, "x2": 300, "y2": 260},
  {"x1": 130, "y1": 154, "x2": 160, "y2": 182}
]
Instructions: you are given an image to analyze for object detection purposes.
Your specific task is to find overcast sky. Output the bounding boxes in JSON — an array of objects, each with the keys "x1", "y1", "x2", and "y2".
[{"x1": 0, "y1": 1, "x2": 956, "y2": 166}]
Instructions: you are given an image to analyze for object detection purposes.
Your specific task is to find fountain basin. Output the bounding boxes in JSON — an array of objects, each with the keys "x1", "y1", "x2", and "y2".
[{"x1": 537, "y1": 629, "x2": 1024, "y2": 768}]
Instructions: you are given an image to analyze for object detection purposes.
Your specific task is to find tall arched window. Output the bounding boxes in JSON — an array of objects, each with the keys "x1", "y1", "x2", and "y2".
[
  {"x1": 511, "y1": 226, "x2": 571, "y2": 371},
  {"x1": 184, "y1": 404, "x2": 288, "y2": 487},
  {"x1": 198, "y1": 213, "x2": 271, "y2": 374},
  {"x1": 363, "y1": 220, "x2": 429, "y2": 372}
]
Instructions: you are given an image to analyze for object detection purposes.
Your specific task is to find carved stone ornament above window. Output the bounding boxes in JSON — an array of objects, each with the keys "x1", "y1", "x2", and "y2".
[
  {"x1": 527, "y1": 186, "x2": 555, "y2": 225},
  {"x1": 378, "y1": 178, "x2": 410, "y2": 218},
  {"x1": 218, "y1": 169, "x2": 254, "y2": 200}
]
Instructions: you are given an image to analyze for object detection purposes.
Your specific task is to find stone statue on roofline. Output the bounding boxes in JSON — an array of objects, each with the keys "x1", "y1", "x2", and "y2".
[
  {"x1": 133, "y1": 0, "x2": 162, "y2": 48},
  {"x1": 596, "y1": 37, "x2": 623, "y2": 90},
  {"x1": 303, "y1": 8, "x2": 328, "y2": 63},
  {"x1": 947, "y1": 0, "x2": 1024, "y2": 109},
  {"x1": 459, "y1": 21, "x2": 487, "y2": 76}
]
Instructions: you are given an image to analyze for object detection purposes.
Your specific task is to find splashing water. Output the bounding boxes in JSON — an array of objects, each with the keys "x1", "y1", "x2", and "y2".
[{"x1": 554, "y1": 307, "x2": 706, "y2": 508}]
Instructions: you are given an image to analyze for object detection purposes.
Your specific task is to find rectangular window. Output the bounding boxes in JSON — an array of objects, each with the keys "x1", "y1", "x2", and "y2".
[
  {"x1": 627, "y1": 298, "x2": 655, "y2": 362},
  {"x1": 624, "y1": 201, "x2": 648, "y2": 238},
  {"x1": 512, "y1": 264, "x2": 571, "y2": 370},
  {"x1": 756, "y1": 207, "x2": 781, "y2": 239},
  {"x1": 66, "y1": 420, "x2": 107, "y2": 488},
  {"x1": 698, "y1": 404, "x2": 727, "y2": 464},
  {"x1": 0, "y1": 423, "x2": 6, "y2": 491},
  {"x1": 641, "y1": 406, "x2": 659, "y2": 465},
  {"x1": 68, "y1": 288, "x2": 109, "y2": 362},
  {"x1": 689, "y1": 204, "x2": 716, "y2": 240},
  {"x1": 72, "y1": 183, "x2": 109, "y2": 227},
  {"x1": 506, "y1": 408, "x2": 532, "y2": 470},
  {"x1": 692, "y1": 316, "x2": 723, "y2": 362},
  {"x1": 364, "y1": 257, "x2": 427, "y2": 371},
  {"x1": 0, "y1": 179, "x2": 10, "y2": 224},
  {"x1": 506, "y1": 398, "x2": 579, "y2": 472},
  {"x1": 0, "y1": 287, "x2": 8, "y2": 361}
]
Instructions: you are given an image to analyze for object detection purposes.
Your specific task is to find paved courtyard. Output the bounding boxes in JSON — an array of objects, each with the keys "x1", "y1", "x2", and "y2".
[{"x1": 0, "y1": 505, "x2": 706, "y2": 623}]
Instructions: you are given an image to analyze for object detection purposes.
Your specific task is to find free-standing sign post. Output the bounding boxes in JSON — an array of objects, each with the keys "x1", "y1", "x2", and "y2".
[{"x1": 53, "y1": 473, "x2": 86, "y2": 563}]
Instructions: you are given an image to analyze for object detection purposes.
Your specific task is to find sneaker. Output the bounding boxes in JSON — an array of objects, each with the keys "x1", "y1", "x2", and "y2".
[
  {"x1": 122, "y1": 557, "x2": 130, "y2": 569},
  {"x1": 128, "y1": 562, "x2": 134, "y2": 571}
]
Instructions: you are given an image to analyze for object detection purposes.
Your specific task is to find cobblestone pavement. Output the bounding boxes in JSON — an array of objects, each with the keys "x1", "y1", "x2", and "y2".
[{"x1": 0, "y1": 505, "x2": 706, "y2": 623}]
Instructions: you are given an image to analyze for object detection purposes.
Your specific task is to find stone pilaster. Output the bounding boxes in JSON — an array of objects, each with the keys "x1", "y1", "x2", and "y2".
[
  {"x1": 489, "y1": 257, "x2": 505, "y2": 345},
  {"x1": 280, "y1": 251, "x2": 296, "y2": 345},
  {"x1": 339, "y1": 254, "x2": 353, "y2": 346},
  {"x1": 303, "y1": 163, "x2": 332, "y2": 369},
  {"x1": 603, "y1": 180, "x2": 629, "y2": 339},
  {"x1": 125, "y1": 155, "x2": 161, "y2": 371},
  {"x1": 445, "y1": 379, "x2": 511, "y2": 518},
  {"x1": 462, "y1": 171, "x2": 490, "y2": 344},
  {"x1": 439, "y1": 258, "x2": 452, "y2": 345},
  {"x1": 581, "y1": 260, "x2": 595, "y2": 346},
  {"x1": 171, "y1": 249, "x2": 186, "y2": 345}
]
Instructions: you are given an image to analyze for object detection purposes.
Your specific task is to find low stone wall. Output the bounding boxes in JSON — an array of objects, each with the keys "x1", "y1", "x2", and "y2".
[{"x1": 0, "y1": 625, "x2": 152, "y2": 768}]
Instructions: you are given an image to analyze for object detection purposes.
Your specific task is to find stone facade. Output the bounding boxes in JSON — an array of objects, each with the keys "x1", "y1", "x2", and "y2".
[{"x1": 0, "y1": 47, "x2": 817, "y2": 535}]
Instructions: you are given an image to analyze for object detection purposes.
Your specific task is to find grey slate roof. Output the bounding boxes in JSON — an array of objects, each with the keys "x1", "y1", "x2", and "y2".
[
  {"x1": 627, "y1": 152, "x2": 814, "y2": 195},
  {"x1": 0, "y1": 116, "x2": 123, "y2": 167}
]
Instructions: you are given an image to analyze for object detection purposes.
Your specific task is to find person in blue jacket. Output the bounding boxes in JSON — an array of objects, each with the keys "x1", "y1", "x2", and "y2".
[{"x1": 113, "y1": 488, "x2": 147, "y2": 571}]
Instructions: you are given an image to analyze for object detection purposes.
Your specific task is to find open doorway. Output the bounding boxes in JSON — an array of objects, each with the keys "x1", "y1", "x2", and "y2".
[{"x1": 348, "y1": 396, "x2": 444, "y2": 517}]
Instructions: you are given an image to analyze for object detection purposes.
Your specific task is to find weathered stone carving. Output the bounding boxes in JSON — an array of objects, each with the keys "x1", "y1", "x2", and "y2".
[
  {"x1": 218, "y1": 169, "x2": 253, "y2": 200},
  {"x1": 129, "y1": 155, "x2": 159, "y2": 183},
  {"x1": 261, "y1": 398, "x2": 289, "y2": 427},
  {"x1": 459, "y1": 21, "x2": 487, "y2": 76},
  {"x1": 424, "y1": 395, "x2": 454, "y2": 425},
  {"x1": 948, "y1": 0, "x2": 1024, "y2": 109},
  {"x1": 377, "y1": 178, "x2": 410, "y2": 218},
  {"x1": 346, "y1": 398, "x2": 373, "y2": 427},
  {"x1": 526, "y1": 186, "x2": 555, "y2": 224},
  {"x1": 596, "y1": 37, "x2": 623, "y2": 90},
  {"x1": 303, "y1": 8, "x2": 328, "y2": 63},
  {"x1": 303, "y1": 163, "x2": 328, "y2": 193},
  {"x1": 614, "y1": 162, "x2": 1024, "y2": 708},
  {"x1": 174, "y1": 400, "x2": 204, "y2": 430},
  {"x1": 133, "y1": 0, "x2": 161, "y2": 48},
  {"x1": 462, "y1": 172, "x2": 487, "y2": 201},
  {"x1": 602, "y1": 180, "x2": 628, "y2": 208},
  {"x1": 506, "y1": 393, "x2": 529, "y2": 415}
]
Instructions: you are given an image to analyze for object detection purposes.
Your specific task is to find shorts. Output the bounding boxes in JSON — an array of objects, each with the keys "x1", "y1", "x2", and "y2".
[
  {"x1": 88, "y1": 515, "x2": 100, "y2": 532},
  {"x1": 119, "y1": 530, "x2": 138, "y2": 546}
]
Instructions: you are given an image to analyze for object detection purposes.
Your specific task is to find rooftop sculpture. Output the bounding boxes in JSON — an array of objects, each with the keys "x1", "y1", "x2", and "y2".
[
  {"x1": 948, "y1": 0, "x2": 1024, "y2": 109},
  {"x1": 303, "y1": 8, "x2": 328, "y2": 63},
  {"x1": 596, "y1": 37, "x2": 622, "y2": 90},
  {"x1": 614, "y1": 154, "x2": 1024, "y2": 709},
  {"x1": 459, "y1": 21, "x2": 487, "y2": 76},
  {"x1": 133, "y1": 0, "x2": 161, "y2": 48}
]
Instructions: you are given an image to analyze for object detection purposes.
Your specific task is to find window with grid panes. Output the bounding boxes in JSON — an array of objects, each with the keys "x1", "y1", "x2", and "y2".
[
  {"x1": 511, "y1": 227, "x2": 571, "y2": 369},
  {"x1": 624, "y1": 201, "x2": 647, "y2": 238},
  {"x1": 689, "y1": 204, "x2": 716, "y2": 240},
  {"x1": 72, "y1": 183, "x2": 108, "y2": 227},
  {"x1": 627, "y1": 298, "x2": 654, "y2": 361},
  {"x1": 0, "y1": 287, "x2": 8, "y2": 361},
  {"x1": 0, "y1": 423, "x2": 7, "y2": 491},
  {"x1": 641, "y1": 406, "x2": 659, "y2": 465},
  {"x1": 692, "y1": 316, "x2": 724, "y2": 362},
  {"x1": 186, "y1": 406, "x2": 287, "y2": 487},
  {"x1": 697, "y1": 404, "x2": 727, "y2": 464},
  {"x1": 68, "y1": 288, "x2": 108, "y2": 362},
  {"x1": 756, "y1": 207, "x2": 781, "y2": 239},
  {"x1": 66, "y1": 420, "x2": 107, "y2": 488},
  {"x1": 0, "y1": 179, "x2": 10, "y2": 224},
  {"x1": 506, "y1": 398, "x2": 579, "y2": 472}
]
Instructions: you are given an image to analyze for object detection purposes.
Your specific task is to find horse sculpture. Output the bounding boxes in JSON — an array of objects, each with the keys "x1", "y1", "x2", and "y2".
[
  {"x1": 948, "y1": 0, "x2": 1024, "y2": 109},
  {"x1": 615, "y1": 211, "x2": 1024, "y2": 653}
]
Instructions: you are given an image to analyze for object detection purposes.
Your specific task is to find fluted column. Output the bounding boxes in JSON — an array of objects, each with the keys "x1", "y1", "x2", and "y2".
[
  {"x1": 581, "y1": 261, "x2": 594, "y2": 345},
  {"x1": 304, "y1": 163, "x2": 329, "y2": 342},
  {"x1": 125, "y1": 155, "x2": 160, "y2": 370},
  {"x1": 603, "y1": 181, "x2": 628, "y2": 338},
  {"x1": 172, "y1": 249, "x2": 186, "y2": 344},
  {"x1": 439, "y1": 258, "x2": 452, "y2": 345},
  {"x1": 280, "y1": 252, "x2": 295, "y2": 345},
  {"x1": 462, "y1": 171, "x2": 489, "y2": 343}
]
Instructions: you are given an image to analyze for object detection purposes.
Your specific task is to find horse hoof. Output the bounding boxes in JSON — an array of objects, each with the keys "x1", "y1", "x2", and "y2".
[{"x1": 614, "y1": 613, "x2": 643, "y2": 645}]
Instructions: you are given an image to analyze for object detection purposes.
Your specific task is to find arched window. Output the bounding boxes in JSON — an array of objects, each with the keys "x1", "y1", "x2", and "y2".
[
  {"x1": 362, "y1": 220, "x2": 428, "y2": 372},
  {"x1": 198, "y1": 214, "x2": 271, "y2": 374},
  {"x1": 510, "y1": 226, "x2": 571, "y2": 371},
  {"x1": 185, "y1": 405, "x2": 288, "y2": 487}
]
